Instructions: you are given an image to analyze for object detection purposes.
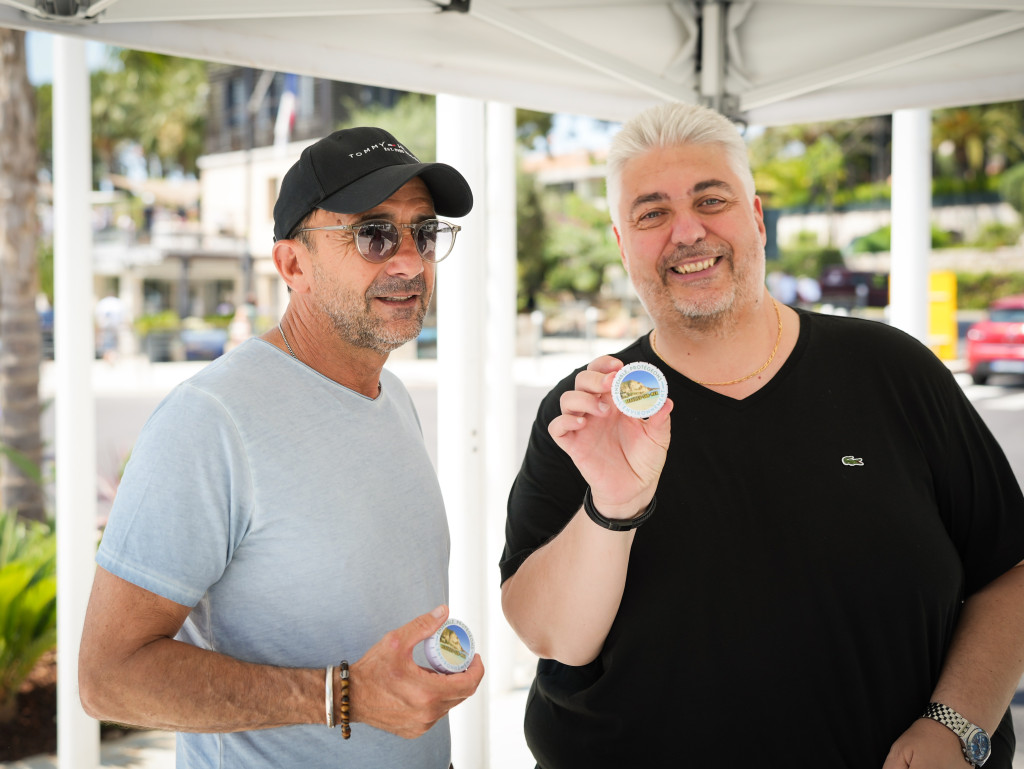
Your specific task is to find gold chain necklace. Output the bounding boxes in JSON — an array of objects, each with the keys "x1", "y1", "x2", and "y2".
[{"x1": 650, "y1": 298, "x2": 783, "y2": 387}]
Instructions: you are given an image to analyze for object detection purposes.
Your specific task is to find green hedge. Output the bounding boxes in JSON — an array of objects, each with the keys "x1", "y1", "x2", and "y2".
[{"x1": 956, "y1": 272, "x2": 1024, "y2": 310}]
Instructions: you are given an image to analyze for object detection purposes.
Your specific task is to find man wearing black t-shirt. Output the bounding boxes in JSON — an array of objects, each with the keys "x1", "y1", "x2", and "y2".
[{"x1": 500, "y1": 102, "x2": 1024, "y2": 768}]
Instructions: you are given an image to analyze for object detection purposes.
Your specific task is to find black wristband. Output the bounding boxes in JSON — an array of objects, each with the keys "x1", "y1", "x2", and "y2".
[{"x1": 582, "y1": 487, "x2": 656, "y2": 531}]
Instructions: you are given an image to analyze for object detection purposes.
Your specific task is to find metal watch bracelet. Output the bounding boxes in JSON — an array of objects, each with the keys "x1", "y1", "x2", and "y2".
[{"x1": 921, "y1": 702, "x2": 991, "y2": 767}]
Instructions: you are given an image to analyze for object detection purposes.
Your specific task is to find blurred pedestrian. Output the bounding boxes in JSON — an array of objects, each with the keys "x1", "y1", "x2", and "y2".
[{"x1": 94, "y1": 293, "x2": 124, "y2": 361}]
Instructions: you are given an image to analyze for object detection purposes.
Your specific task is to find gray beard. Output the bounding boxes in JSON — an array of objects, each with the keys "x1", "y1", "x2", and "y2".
[{"x1": 315, "y1": 268, "x2": 431, "y2": 355}]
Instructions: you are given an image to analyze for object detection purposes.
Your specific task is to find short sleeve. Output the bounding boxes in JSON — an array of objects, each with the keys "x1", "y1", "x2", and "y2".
[
  {"x1": 97, "y1": 383, "x2": 255, "y2": 606},
  {"x1": 500, "y1": 371, "x2": 587, "y2": 584}
]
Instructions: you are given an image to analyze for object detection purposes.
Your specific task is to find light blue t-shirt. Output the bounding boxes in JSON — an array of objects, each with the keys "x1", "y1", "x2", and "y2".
[{"x1": 97, "y1": 339, "x2": 451, "y2": 768}]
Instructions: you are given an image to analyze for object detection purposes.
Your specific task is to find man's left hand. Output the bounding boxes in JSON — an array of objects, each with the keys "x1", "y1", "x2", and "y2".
[{"x1": 883, "y1": 717, "x2": 973, "y2": 768}]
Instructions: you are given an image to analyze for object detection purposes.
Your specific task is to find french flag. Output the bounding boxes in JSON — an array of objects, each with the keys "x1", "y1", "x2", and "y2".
[{"x1": 274, "y1": 73, "x2": 298, "y2": 147}]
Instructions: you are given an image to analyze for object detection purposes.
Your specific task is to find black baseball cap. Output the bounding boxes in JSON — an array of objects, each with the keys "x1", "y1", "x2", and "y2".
[{"x1": 273, "y1": 127, "x2": 474, "y2": 242}]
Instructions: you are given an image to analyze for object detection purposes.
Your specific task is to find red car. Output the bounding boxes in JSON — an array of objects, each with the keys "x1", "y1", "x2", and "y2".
[{"x1": 965, "y1": 294, "x2": 1024, "y2": 385}]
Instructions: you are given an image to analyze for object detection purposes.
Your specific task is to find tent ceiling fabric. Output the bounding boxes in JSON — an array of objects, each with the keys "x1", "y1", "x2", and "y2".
[{"x1": 2, "y1": 0, "x2": 1023, "y2": 124}]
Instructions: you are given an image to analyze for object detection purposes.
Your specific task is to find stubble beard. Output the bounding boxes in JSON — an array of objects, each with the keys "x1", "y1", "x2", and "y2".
[
  {"x1": 635, "y1": 242, "x2": 762, "y2": 335},
  {"x1": 313, "y1": 262, "x2": 432, "y2": 355}
]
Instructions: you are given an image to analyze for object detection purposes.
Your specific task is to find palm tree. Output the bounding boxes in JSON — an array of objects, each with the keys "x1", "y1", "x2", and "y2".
[
  {"x1": 0, "y1": 28, "x2": 45, "y2": 523},
  {"x1": 933, "y1": 102, "x2": 1024, "y2": 185}
]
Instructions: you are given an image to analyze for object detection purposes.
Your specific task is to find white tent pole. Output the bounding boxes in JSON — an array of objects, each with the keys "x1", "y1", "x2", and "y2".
[
  {"x1": 436, "y1": 93, "x2": 488, "y2": 768},
  {"x1": 699, "y1": 0, "x2": 725, "y2": 112},
  {"x1": 483, "y1": 101, "x2": 517, "y2": 703},
  {"x1": 53, "y1": 33, "x2": 100, "y2": 769},
  {"x1": 889, "y1": 108, "x2": 931, "y2": 343}
]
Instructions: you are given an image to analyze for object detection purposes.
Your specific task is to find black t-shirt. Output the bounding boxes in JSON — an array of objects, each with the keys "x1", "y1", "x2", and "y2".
[{"x1": 501, "y1": 310, "x2": 1024, "y2": 768}]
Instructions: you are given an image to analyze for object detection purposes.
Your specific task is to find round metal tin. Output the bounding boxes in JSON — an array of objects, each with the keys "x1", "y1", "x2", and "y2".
[
  {"x1": 611, "y1": 361, "x2": 668, "y2": 419},
  {"x1": 424, "y1": 618, "x2": 474, "y2": 674}
]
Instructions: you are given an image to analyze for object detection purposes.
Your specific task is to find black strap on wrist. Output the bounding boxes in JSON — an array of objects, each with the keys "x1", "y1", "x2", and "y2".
[{"x1": 582, "y1": 486, "x2": 656, "y2": 531}]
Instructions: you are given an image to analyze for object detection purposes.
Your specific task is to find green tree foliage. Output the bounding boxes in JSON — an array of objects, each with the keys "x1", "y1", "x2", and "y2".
[
  {"x1": 36, "y1": 242, "x2": 53, "y2": 308},
  {"x1": 933, "y1": 102, "x2": 1024, "y2": 191},
  {"x1": 34, "y1": 79, "x2": 52, "y2": 172},
  {"x1": 848, "y1": 224, "x2": 955, "y2": 253},
  {"x1": 750, "y1": 102, "x2": 1024, "y2": 222},
  {"x1": 515, "y1": 109, "x2": 555, "y2": 153},
  {"x1": 337, "y1": 92, "x2": 438, "y2": 161},
  {"x1": 956, "y1": 272, "x2": 1024, "y2": 310},
  {"x1": 338, "y1": 96, "x2": 557, "y2": 163},
  {"x1": 36, "y1": 48, "x2": 208, "y2": 181},
  {"x1": 750, "y1": 116, "x2": 891, "y2": 215},
  {"x1": 94, "y1": 50, "x2": 208, "y2": 177},
  {"x1": 542, "y1": 193, "x2": 620, "y2": 298},
  {"x1": 1000, "y1": 163, "x2": 1024, "y2": 218},
  {"x1": 0, "y1": 510, "x2": 56, "y2": 722},
  {"x1": 969, "y1": 220, "x2": 1022, "y2": 251},
  {"x1": 775, "y1": 231, "x2": 843, "y2": 278},
  {"x1": 517, "y1": 171, "x2": 548, "y2": 312}
]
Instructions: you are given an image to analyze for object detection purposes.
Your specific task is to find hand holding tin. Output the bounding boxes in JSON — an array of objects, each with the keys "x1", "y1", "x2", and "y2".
[
  {"x1": 345, "y1": 605, "x2": 484, "y2": 739},
  {"x1": 548, "y1": 355, "x2": 672, "y2": 521}
]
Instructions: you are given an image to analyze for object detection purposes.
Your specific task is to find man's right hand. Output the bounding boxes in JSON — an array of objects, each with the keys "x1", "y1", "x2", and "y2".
[
  {"x1": 349, "y1": 605, "x2": 485, "y2": 739},
  {"x1": 548, "y1": 355, "x2": 672, "y2": 519}
]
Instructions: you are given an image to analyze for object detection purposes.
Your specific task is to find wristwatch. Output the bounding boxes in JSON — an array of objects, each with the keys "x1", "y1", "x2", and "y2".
[{"x1": 921, "y1": 702, "x2": 991, "y2": 766}]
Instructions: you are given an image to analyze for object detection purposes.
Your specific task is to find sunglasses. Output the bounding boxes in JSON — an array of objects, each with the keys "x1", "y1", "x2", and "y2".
[{"x1": 295, "y1": 219, "x2": 461, "y2": 264}]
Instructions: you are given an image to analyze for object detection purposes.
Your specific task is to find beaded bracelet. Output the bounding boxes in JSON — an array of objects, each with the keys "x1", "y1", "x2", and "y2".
[
  {"x1": 583, "y1": 486, "x2": 656, "y2": 531},
  {"x1": 339, "y1": 660, "x2": 351, "y2": 739}
]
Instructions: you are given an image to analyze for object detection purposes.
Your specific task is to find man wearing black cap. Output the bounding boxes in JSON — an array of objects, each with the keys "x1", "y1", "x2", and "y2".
[{"x1": 79, "y1": 128, "x2": 484, "y2": 768}]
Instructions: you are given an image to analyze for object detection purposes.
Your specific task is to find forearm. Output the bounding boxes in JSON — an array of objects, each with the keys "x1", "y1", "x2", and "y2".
[
  {"x1": 930, "y1": 562, "x2": 1024, "y2": 733},
  {"x1": 81, "y1": 637, "x2": 323, "y2": 732},
  {"x1": 501, "y1": 508, "x2": 635, "y2": 666}
]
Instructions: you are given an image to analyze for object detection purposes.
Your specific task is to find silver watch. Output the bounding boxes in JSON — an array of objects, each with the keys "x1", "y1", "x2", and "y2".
[{"x1": 921, "y1": 702, "x2": 991, "y2": 766}]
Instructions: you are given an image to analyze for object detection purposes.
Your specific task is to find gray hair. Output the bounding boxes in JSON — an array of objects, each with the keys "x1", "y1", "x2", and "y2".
[{"x1": 606, "y1": 102, "x2": 755, "y2": 228}]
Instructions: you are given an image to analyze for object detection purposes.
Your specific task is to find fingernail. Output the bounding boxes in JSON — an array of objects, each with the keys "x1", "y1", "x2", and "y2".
[
  {"x1": 598, "y1": 402, "x2": 609, "y2": 412},
  {"x1": 431, "y1": 605, "x2": 446, "y2": 619}
]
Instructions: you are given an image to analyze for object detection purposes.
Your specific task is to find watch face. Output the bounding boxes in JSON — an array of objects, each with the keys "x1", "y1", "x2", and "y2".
[{"x1": 967, "y1": 731, "x2": 991, "y2": 763}]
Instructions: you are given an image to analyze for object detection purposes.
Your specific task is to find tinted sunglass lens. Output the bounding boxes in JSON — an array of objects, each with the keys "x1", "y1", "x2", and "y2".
[
  {"x1": 357, "y1": 223, "x2": 400, "y2": 262},
  {"x1": 415, "y1": 222, "x2": 439, "y2": 261},
  {"x1": 418, "y1": 222, "x2": 456, "y2": 262}
]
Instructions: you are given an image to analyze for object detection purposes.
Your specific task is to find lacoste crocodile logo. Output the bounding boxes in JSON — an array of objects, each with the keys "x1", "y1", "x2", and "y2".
[{"x1": 842, "y1": 456, "x2": 864, "y2": 466}]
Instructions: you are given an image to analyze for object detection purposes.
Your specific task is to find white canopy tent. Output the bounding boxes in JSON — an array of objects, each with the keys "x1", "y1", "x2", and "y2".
[
  {"x1": 3, "y1": 0, "x2": 1024, "y2": 124},
  {"x1": 2, "y1": 1, "x2": 1023, "y2": 766}
]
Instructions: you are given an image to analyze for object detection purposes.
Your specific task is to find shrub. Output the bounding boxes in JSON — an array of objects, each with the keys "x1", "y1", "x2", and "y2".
[
  {"x1": 956, "y1": 272, "x2": 1024, "y2": 310},
  {"x1": 0, "y1": 511, "x2": 57, "y2": 723},
  {"x1": 999, "y1": 163, "x2": 1024, "y2": 218},
  {"x1": 133, "y1": 310, "x2": 180, "y2": 337},
  {"x1": 968, "y1": 220, "x2": 1022, "y2": 251},
  {"x1": 849, "y1": 224, "x2": 955, "y2": 253}
]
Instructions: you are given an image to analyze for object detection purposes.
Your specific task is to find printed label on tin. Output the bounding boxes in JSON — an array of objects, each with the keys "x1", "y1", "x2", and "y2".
[
  {"x1": 425, "y1": 618, "x2": 474, "y2": 674},
  {"x1": 438, "y1": 624, "x2": 470, "y2": 667},
  {"x1": 611, "y1": 362, "x2": 668, "y2": 419}
]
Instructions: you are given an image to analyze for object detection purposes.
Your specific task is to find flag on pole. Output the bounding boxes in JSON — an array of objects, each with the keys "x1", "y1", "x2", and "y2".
[{"x1": 274, "y1": 73, "x2": 298, "y2": 147}]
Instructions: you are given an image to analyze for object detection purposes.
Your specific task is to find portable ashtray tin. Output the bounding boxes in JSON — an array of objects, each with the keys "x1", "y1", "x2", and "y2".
[
  {"x1": 424, "y1": 618, "x2": 474, "y2": 674},
  {"x1": 611, "y1": 362, "x2": 668, "y2": 419}
]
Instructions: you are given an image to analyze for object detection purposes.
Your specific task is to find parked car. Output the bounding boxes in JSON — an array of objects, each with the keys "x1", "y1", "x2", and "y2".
[
  {"x1": 965, "y1": 294, "x2": 1024, "y2": 385},
  {"x1": 818, "y1": 266, "x2": 889, "y2": 308},
  {"x1": 180, "y1": 327, "x2": 228, "y2": 361}
]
